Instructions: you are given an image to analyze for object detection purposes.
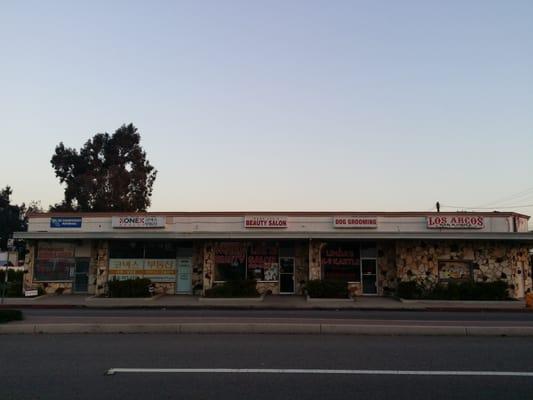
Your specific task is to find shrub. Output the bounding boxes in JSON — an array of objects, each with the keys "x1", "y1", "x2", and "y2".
[
  {"x1": 0, "y1": 309, "x2": 23, "y2": 323},
  {"x1": 0, "y1": 270, "x2": 24, "y2": 297},
  {"x1": 396, "y1": 281, "x2": 424, "y2": 299},
  {"x1": 204, "y1": 280, "x2": 259, "y2": 298},
  {"x1": 400, "y1": 280, "x2": 509, "y2": 300},
  {"x1": 108, "y1": 278, "x2": 151, "y2": 298},
  {"x1": 305, "y1": 280, "x2": 349, "y2": 298}
]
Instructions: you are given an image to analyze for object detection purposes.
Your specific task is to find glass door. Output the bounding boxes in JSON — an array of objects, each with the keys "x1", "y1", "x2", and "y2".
[
  {"x1": 74, "y1": 258, "x2": 89, "y2": 293},
  {"x1": 176, "y1": 257, "x2": 192, "y2": 294},
  {"x1": 361, "y1": 259, "x2": 378, "y2": 295},
  {"x1": 279, "y1": 257, "x2": 295, "y2": 294}
]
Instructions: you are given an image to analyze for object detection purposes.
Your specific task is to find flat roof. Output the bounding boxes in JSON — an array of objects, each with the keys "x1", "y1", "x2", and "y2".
[{"x1": 28, "y1": 210, "x2": 531, "y2": 219}]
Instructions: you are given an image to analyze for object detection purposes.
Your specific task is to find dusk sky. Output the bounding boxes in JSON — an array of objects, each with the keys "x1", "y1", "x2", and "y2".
[{"x1": 1, "y1": 1, "x2": 532, "y2": 222}]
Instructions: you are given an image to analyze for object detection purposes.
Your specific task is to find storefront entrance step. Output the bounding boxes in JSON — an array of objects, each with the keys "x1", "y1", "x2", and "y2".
[
  {"x1": 198, "y1": 295, "x2": 265, "y2": 303},
  {"x1": 306, "y1": 295, "x2": 355, "y2": 303}
]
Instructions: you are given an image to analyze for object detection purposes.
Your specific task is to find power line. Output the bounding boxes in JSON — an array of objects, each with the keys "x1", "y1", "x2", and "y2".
[{"x1": 473, "y1": 185, "x2": 533, "y2": 208}]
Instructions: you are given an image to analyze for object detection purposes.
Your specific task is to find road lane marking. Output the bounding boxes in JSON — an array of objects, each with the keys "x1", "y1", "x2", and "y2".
[{"x1": 105, "y1": 368, "x2": 533, "y2": 377}]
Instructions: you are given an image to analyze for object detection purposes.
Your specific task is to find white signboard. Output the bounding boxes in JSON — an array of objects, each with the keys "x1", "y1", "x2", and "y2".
[
  {"x1": 244, "y1": 215, "x2": 288, "y2": 229},
  {"x1": 333, "y1": 216, "x2": 378, "y2": 228},
  {"x1": 108, "y1": 259, "x2": 176, "y2": 282},
  {"x1": 112, "y1": 216, "x2": 165, "y2": 229},
  {"x1": 24, "y1": 290, "x2": 39, "y2": 297},
  {"x1": 427, "y1": 215, "x2": 485, "y2": 229}
]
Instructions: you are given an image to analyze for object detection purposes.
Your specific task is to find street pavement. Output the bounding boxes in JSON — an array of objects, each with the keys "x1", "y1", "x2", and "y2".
[
  {"x1": 2, "y1": 308, "x2": 533, "y2": 336},
  {"x1": 2, "y1": 334, "x2": 533, "y2": 399}
]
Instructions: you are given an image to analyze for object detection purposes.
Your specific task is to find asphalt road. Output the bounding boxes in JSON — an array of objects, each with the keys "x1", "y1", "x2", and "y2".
[{"x1": 2, "y1": 334, "x2": 533, "y2": 400}]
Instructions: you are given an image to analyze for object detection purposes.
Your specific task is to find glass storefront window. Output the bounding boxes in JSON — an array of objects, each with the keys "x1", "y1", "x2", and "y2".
[
  {"x1": 247, "y1": 242, "x2": 279, "y2": 281},
  {"x1": 321, "y1": 242, "x2": 361, "y2": 282},
  {"x1": 214, "y1": 242, "x2": 247, "y2": 281}
]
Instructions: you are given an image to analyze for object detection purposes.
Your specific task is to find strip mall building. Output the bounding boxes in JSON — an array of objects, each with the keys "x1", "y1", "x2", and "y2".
[{"x1": 14, "y1": 211, "x2": 533, "y2": 298}]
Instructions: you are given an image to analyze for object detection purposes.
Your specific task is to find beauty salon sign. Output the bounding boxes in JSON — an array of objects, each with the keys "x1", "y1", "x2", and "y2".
[{"x1": 244, "y1": 216, "x2": 288, "y2": 228}]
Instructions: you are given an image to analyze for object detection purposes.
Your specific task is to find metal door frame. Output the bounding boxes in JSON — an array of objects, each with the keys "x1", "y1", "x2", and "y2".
[
  {"x1": 176, "y1": 257, "x2": 193, "y2": 294},
  {"x1": 360, "y1": 257, "x2": 378, "y2": 296},
  {"x1": 279, "y1": 257, "x2": 295, "y2": 294}
]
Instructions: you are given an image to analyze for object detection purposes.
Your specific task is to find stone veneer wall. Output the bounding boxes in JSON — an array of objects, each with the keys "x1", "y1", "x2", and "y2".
[
  {"x1": 308, "y1": 240, "x2": 324, "y2": 281},
  {"x1": 192, "y1": 242, "x2": 204, "y2": 294},
  {"x1": 377, "y1": 241, "x2": 397, "y2": 296},
  {"x1": 23, "y1": 240, "x2": 36, "y2": 291},
  {"x1": 396, "y1": 240, "x2": 532, "y2": 299},
  {"x1": 94, "y1": 240, "x2": 109, "y2": 296},
  {"x1": 294, "y1": 241, "x2": 309, "y2": 295},
  {"x1": 203, "y1": 242, "x2": 215, "y2": 294}
]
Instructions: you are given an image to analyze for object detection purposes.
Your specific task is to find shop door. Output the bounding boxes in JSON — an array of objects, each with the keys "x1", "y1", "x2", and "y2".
[
  {"x1": 176, "y1": 257, "x2": 192, "y2": 294},
  {"x1": 279, "y1": 257, "x2": 295, "y2": 294},
  {"x1": 361, "y1": 259, "x2": 378, "y2": 295},
  {"x1": 74, "y1": 258, "x2": 89, "y2": 293}
]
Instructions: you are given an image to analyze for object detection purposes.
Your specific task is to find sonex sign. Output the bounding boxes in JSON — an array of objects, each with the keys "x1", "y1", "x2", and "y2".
[
  {"x1": 112, "y1": 216, "x2": 166, "y2": 228},
  {"x1": 427, "y1": 215, "x2": 484, "y2": 229}
]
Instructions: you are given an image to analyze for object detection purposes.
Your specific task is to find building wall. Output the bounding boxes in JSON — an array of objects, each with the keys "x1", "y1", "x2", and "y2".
[
  {"x1": 396, "y1": 240, "x2": 532, "y2": 298},
  {"x1": 377, "y1": 241, "x2": 397, "y2": 296}
]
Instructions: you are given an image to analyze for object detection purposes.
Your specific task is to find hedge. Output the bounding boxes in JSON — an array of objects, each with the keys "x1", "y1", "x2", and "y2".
[
  {"x1": 0, "y1": 310, "x2": 23, "y2": 323},
  {"x1": 305, "y1": 280, "x2": 349, "y2": 298},
  {"x1": 397, "y1": 280, "x2": 509, "y2": 300},
  {"x1": 108, "y1": 278, "x2": 152, "y2": 298},
  {"x1": 0, "y1": 270, "x2": 24, "y2": 297},
  {"x1": 204, "y1": 280, "x2": 259, "y2": 298}
]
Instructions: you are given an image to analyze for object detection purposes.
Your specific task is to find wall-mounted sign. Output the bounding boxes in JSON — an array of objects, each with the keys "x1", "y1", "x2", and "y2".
[
  {"x1": 427, "y1": 215, "x2": 484, "y2": 229},
  {"x1": 50, "y1": 217, "x2": 82, "y2": 228},
  {"x1": 244, "y1": 215, "x2": 288, "y2": 228},
  {"x1": 333, "y1": 216, "x2": 378, "y2": 228},
  {"x1": 112, "y1": 216, "x2": 165, "y2": 229},
  {"x1": 108, "y1": 258, "x2": 176, "y2": 282}
]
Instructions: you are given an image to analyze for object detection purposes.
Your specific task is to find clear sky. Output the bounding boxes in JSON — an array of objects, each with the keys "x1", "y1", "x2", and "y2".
[{"x1": 1, "y1": 1, "x2": 532, "y2": 222}]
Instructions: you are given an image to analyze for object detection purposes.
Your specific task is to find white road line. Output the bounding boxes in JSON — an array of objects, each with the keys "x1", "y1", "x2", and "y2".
[{"x1": 105, "y1": 368, "x2": 533, "y2": 377}]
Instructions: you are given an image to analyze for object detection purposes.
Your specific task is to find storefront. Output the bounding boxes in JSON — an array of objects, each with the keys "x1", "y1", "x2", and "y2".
[{"x1": 14, "y1": 211, "x2": 533, "y2": 298}]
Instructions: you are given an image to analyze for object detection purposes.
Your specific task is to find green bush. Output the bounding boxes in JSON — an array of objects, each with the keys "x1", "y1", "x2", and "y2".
[
  {"x1": 396, "y1": 281, "x2": 424, "y2": 299},
  {"x1": 397, "y1": 280, "x2": 509, "y2": 300},
  {"x1": 0, "y1": 270, "x2": 24, "y2": 297},
  {"x1": 305, "y1": 280, "x2": 349, "y2": 298},
  {"x1": 108, "y1": 278, "x2": 152, "y2": 298},
  {"x1": 204, "y1": 280, "x2": 259, "y2": 298},
  {"x1": 0, "y1": 309, "x2": 23, "y2": 323}
]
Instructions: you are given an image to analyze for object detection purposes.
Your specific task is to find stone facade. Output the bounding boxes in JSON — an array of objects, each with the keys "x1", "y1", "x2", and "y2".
[
  {"x1": 94, "y1": 240, "x2": 109, "y2": 296},
  {"x1": 377, "y1": 241, "x2": 396, "y2": 296},
  {"x1": 396, "y1": 240, "x2": 532, "y2": 298},
  {"x1": 308, "y1": 240, "x2": 323, "y2": 281},
  {"x1": 192, "y1": 242, "x2": 204, "y2": 294},
  {"x1": 23, "y1": 238, "x2": 532, "y2": 299}
]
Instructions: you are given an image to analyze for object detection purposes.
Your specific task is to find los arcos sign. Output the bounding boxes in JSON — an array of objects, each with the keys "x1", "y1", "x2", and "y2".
[{"x1": 427, "y1": 215, "x2": 484, "y2": 229}]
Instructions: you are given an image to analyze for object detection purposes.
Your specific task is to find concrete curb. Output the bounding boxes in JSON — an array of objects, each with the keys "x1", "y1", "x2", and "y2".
[{"x1": 2, "y1": 323, "x2": 533, "y2": 336}]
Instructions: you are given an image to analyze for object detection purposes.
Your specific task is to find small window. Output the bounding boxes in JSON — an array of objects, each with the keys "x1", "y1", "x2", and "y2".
[
  {"x1": 109, "y1": 241, "x2": 144, "y2": 258},
  {"x1": 360, "y1": 242, "x2": 377, "y2": 258},
  {"x1": 145, "y1": 241, "x2": 177, "y2": 259},
  {"x1": 438, "y1": 261, "x2": 473, "y2": 282}
]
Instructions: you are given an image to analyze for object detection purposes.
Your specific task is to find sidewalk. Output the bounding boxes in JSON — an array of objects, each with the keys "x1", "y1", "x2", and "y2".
[{"x1": 0, "y1": 294, "x2": 529, "y2": 311}]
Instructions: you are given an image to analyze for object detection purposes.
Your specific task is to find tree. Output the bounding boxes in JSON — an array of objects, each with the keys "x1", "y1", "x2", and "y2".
[
  {"x1": 0, "y1": 186, "x2": 31, "y2": 251},
  {"x1": 50, "y1": 123, "x2": 157, "y2": 212}
]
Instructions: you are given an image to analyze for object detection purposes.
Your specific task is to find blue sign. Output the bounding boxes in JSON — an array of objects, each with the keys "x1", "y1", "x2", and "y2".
[{"x1": 50, "y1": 217, "x2": 82, "y2": 228}]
